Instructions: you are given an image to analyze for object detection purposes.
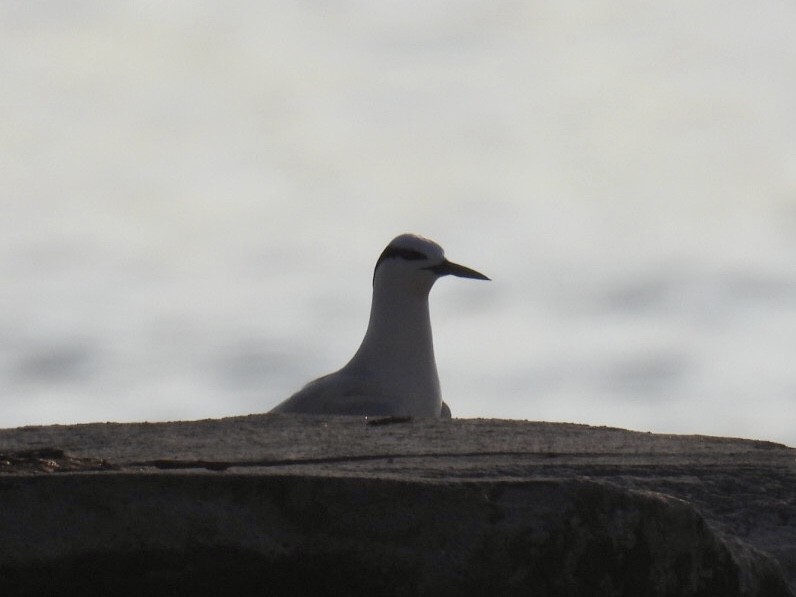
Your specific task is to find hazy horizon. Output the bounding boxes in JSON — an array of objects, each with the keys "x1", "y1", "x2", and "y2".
[{"x1": 2, "y1": 2, "x2": 795, "y2": 446}]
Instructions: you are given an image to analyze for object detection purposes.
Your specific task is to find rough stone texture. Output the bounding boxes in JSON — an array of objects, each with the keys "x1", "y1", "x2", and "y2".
[{"x1": 0, "y1": 415, "x2": 794, "y2": 596}]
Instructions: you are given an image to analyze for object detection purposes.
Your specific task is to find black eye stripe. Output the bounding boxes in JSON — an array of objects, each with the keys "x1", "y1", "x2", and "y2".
[
  {"x1": 375, "y1": 247, "x2": 427, "y2": 268},
  {"x1": 373, "y1": 246, "x2": 429, "y2": 283},
  {"x1": 391, "y1": 248, "x2": 427, "y2": 261}
]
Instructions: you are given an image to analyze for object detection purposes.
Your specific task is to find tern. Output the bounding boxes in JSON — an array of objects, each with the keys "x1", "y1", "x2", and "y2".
[{"x1": 270, "y1": 233, "x2": 490, "y2": 418}]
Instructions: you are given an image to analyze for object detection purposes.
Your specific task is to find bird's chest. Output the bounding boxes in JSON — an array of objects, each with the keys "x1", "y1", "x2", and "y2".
[{"x1": 370, "y1": 356, "x2": 442, "y2": 415}]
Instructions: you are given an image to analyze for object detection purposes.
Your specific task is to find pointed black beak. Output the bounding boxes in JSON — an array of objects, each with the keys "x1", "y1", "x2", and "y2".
[{"x1": 426, "y1": 259, "x2": 490, "y2": 280}]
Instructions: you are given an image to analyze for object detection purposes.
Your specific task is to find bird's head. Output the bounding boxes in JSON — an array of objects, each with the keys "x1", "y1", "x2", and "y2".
[{"x1": 372, "y1": 234, "x2": 490, "y2": 295}]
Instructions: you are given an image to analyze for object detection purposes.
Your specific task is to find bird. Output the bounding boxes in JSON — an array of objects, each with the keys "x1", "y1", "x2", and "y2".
[{"x1": 270, "y1": 233, "x2": 490, "y2": 418}]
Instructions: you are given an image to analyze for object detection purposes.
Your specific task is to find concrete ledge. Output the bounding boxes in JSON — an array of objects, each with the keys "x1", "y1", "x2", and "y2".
[{"x1": 1, "y1": 416, "x2": 794, "y2": 596}]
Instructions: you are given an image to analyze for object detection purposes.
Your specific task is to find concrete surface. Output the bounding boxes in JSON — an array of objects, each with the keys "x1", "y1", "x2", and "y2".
[{"x1": 1, "y1": 415, "x2": 794, "y2": 596}]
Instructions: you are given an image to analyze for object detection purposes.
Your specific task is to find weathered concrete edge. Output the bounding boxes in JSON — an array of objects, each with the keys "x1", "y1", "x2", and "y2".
[
  {"x1": 1, "y1": 416, "x2": 794, "y2": 595},
  {"x1": 0, "y1": 472, "x2": 792, "y2": 596}
]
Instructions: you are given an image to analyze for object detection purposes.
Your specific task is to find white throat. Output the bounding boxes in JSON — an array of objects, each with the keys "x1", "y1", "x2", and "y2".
[{"x1": 344, "y1": 275, "x2": 442, "y2": 416}]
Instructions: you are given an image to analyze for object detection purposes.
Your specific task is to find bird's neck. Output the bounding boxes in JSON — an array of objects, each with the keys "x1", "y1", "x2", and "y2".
[{"x1": 347, "y1": 283, "x2": 437, "y2": 377}]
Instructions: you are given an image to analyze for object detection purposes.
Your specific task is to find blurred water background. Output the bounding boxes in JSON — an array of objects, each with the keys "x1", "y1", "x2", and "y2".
[{"x1": 2, "y1": 1, "x2": 795, "y2": 446}]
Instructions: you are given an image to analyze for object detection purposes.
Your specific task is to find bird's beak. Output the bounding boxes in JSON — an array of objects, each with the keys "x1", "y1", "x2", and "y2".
[{"x1": 427, "y1": 259, "x2": 490, "y2": 280}]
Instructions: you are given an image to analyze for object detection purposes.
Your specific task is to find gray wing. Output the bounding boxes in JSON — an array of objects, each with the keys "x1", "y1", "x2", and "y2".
[{"x1": 270, "y1": 372, "x2": 400, "y2": 416}]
